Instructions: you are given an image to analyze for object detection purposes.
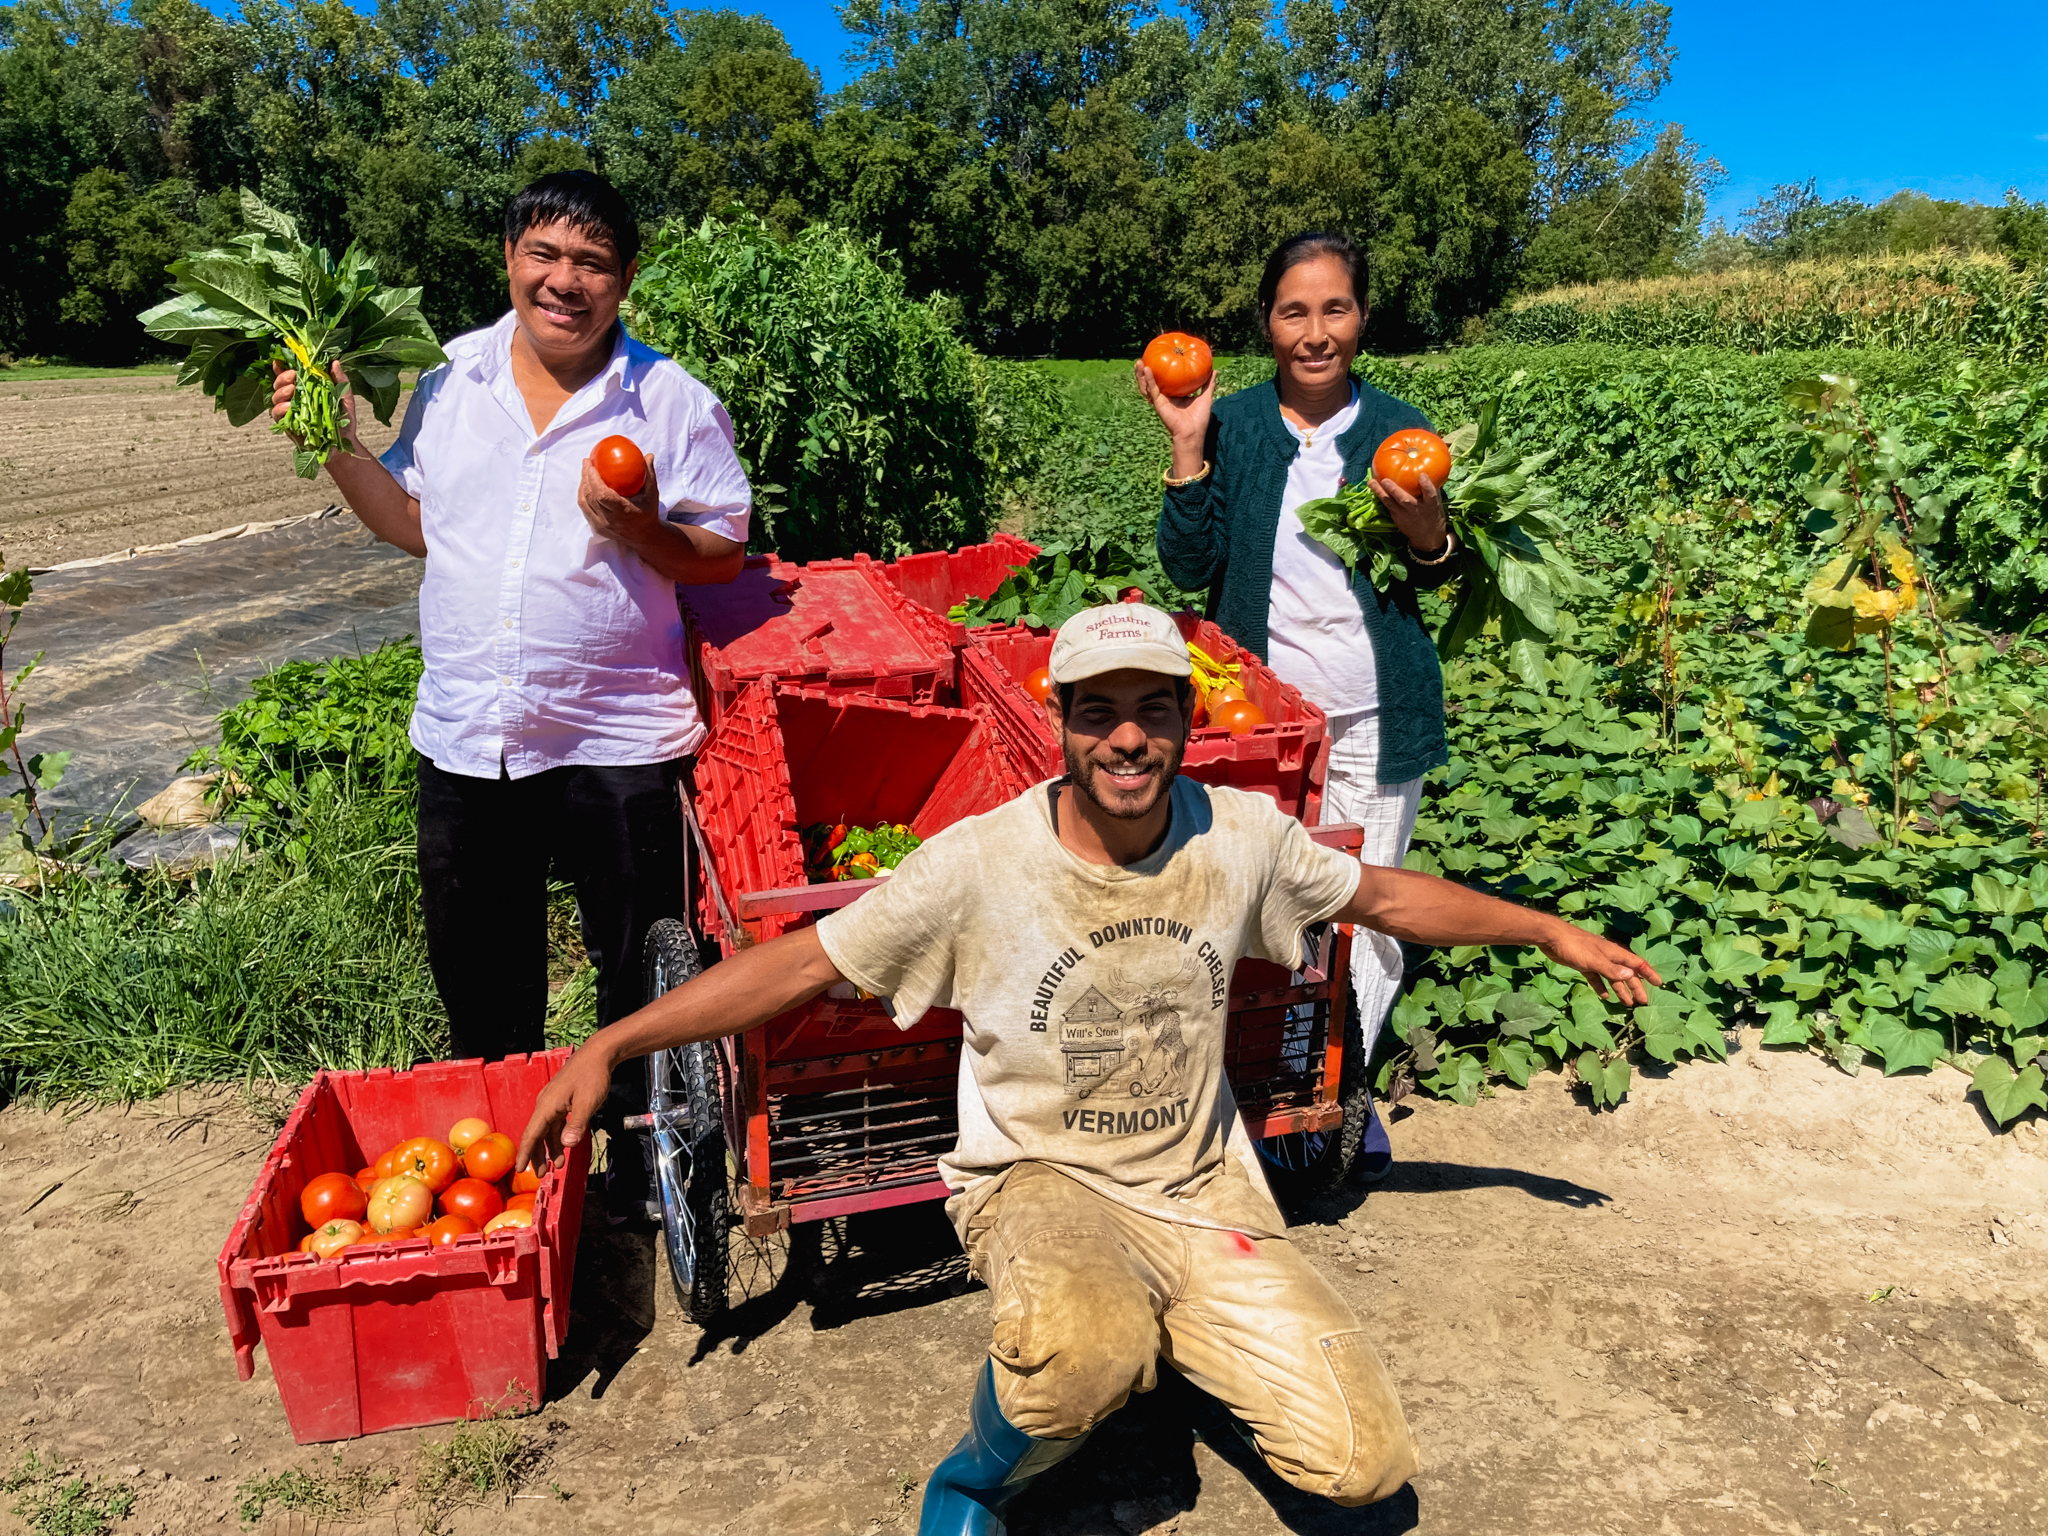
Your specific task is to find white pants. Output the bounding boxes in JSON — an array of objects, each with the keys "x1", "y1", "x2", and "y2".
[{"x1": 1321, "y1": 711, "x2": 1423, "y2": 1068}]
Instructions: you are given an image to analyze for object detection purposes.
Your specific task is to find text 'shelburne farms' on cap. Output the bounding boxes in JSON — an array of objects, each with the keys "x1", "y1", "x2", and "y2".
[{"x1": 1048, "y1": 604, "x2": 1194, "y2": 685}]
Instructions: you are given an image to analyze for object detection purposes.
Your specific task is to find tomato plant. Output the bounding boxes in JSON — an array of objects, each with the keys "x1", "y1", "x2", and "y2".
[
  {"x1": 1141, "y1": 332, "x2": 1213, "y2": 399},
  {"x1": 1372, "y1": 428, "x2": 1453, "y2": 496},
  {"x1": 300, "y1": 1172, "x2": 366, "y2": 1227},
  {"x1": 441, "y1": 1177, "x2": 504, "y2": 1227},
  {"x1": 592, "y1": 435, "x2": 647, "y2": 497},
  {"x1": 461, "y1": 1133, "x2": 516, "y2": 1183}
]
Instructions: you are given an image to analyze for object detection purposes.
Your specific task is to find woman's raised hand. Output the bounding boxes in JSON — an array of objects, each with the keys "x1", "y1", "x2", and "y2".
[
  {"x1": 1135, "y1": 360, "x2": 1212, "y2": 479},
  {"x1": 1369, "y1": 470, "x2": 1451, "y2": 555}
]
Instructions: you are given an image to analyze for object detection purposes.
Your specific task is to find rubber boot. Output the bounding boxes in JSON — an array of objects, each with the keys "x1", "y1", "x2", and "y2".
[{"x1": 917, "y1": 1359, "x2": 1092, "y2": 1535}]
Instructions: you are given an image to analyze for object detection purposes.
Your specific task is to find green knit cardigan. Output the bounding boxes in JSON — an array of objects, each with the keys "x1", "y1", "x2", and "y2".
[{"x1": 1156, "y1": 375, "x2": 1463, "y2": 786}]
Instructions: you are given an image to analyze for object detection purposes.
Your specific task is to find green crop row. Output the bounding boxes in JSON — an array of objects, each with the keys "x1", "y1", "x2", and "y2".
[{"x1": 1489, "y1": 254, "x2": 2048, "y2": 362}]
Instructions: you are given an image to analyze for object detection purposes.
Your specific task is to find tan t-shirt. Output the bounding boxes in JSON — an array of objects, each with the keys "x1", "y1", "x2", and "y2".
[{"x1": 815, "y1": 775, "x2": 1361, "y2": 1240}]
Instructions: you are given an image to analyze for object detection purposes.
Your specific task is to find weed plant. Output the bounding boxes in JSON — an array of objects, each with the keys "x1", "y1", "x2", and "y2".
[{"x1": 2, "y1": 1451, "x2": 134, "y2": 1536}]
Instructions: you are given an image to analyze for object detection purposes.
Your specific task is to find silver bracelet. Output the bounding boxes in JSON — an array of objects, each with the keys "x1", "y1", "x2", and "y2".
[{"x1": 1408, "y1": 530, "x2": 1457, "y2": 566}]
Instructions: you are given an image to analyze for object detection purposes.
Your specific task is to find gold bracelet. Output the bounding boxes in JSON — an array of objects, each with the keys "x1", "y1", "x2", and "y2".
[
  {"x1": 1408, "y1": 530, "x2": 1457, "y2": 566},
  {"x1": 1162, "y1": 460, "x2": 1211, "y2": 488}
]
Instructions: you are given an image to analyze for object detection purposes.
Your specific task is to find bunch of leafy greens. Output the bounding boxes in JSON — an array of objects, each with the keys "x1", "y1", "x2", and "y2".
[
  {"x1": 137, "y1": 189, "x2": 447, "y2": 478},
  {"x1": 1297, "y1": 385, "x2": 1580, "y2": 686},
  {"x1": 951, "y1": 529, "x2": 1153, "y2": 629}
]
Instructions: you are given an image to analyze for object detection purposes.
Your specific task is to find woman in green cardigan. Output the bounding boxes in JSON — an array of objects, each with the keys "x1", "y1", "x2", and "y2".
[{"x1": 1140, "y1": 231, "x2": 1463, "y2": 1182}]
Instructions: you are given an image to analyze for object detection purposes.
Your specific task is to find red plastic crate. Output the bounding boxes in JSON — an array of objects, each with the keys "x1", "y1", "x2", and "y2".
[
  {"x1": 870, "y1": 534, "x2": 1038, "y2": 617},
  {"x1": 957, "y1": 614, "x2": 1331, "y2": 823},
  {"x1": 217, "y1": 1052, "x2": 591, "y2": 1443},
  {"x1": 679, "y1": 556, "x2": 958, "y2": 727},
  {"x1": 693, "y1": 680, "x2": 1037, "y2": 947}
]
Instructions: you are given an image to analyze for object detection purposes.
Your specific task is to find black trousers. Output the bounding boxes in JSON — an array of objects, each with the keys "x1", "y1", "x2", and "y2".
[{"x1": 416, "y1": 752, "x2": 692, "y2": 1067}]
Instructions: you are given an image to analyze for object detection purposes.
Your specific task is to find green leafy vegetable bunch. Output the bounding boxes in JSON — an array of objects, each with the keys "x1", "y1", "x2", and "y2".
[
  {"x1": 138, "y1": 190, "x2": 447, "y2": 479},
  {"x1": 1297, "y1": 384, "x2": 1582, "y2": 687},
  {"x1": 951, "y1": 529, "x2": 1153, "y2": 630}
]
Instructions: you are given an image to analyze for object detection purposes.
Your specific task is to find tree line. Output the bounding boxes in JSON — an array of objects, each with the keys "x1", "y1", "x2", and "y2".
[{"x1": 0, "y1": 0, "x2": 1913, "y2": 365}]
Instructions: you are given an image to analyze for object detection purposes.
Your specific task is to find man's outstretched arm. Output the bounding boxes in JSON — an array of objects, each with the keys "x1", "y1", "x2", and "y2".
[
  {"x1": 1339, "y1": 865, "x2": 1661, "y2": 1004},
  {"x1": 515, "y1": 926, "x2": 844, "y2": 1169}
]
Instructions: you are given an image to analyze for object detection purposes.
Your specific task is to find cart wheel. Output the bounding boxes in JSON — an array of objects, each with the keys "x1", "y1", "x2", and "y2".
[
  {"x1": 643, "y1": 918, "x2": 730, "y2": 1325},
  {"x1": 1256, "y1": 990, "x2": 1371, "y2": 1204}
]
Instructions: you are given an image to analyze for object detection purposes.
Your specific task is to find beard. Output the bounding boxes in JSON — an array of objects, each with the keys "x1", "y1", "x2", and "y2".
[{"x1": 1062, "y1": 731, "x2": 1187, "y2": 822}]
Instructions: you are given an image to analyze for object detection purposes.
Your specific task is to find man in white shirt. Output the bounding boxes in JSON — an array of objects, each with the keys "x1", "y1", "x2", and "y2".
[
  {"x1": 269, "y1": 171, "x2": 750, "y2": 1074},
  {"x1": 514, "y1": 603, "x2": 1660, "y2": 1532}
]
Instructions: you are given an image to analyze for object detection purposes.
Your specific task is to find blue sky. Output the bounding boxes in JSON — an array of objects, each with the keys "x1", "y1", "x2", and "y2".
[{"x1": 747, "y1": 0, "x2": 2048, "y2": 224}]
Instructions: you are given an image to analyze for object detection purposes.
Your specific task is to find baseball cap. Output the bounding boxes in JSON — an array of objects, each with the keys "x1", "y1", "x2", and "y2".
[{"x1": 1047, "y1": 603, "x2": 1192, "y2": 685}]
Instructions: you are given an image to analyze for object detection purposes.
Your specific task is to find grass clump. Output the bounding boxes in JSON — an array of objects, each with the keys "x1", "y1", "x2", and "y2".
[
  {"x1": 407, "y1": 1411, "x2": 546, "y2": 1535},
  {"x1": 236, "y1": 1454, "x2": 396, "y2": 1525},
  {"x1": 3, "y1": 1451, "x2": 135, "y2": 1536}
]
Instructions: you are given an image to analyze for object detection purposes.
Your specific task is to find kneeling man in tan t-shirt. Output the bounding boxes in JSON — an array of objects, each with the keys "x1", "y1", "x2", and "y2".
[{"x1": 517, "y1": 603, "x2": 1660, "y2": 1534}]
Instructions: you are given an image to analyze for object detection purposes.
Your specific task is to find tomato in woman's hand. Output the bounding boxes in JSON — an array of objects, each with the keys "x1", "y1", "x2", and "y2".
[
  {"x1": 447, "y1": 1118, "x2": 492, "y2": 1154},
  {"x1": 1372, "y1": 428, "x2": 1452, "y2": 497},
  {"x1": 1023, "y1": 666, "x2": 1054, "y2": 704},
  {"x1": 484, "y1": 1208, "x2": 535, "y2": 1233},
  {"x1": 1141, "y1": 332, "x2": 1214, "y2": 399},
  {"x1": 592, "y1": 435, "x2": 648, "y2": 497},
  {"x1": 423, "y1": 1213, "x2": 479, "y2": 1246},
  {"x1": 393, "y1": 1136, "x2": 459, "y2": 1194},
  {"x1": 1213, "y1": 699, "x2": 1267, "y2": 736},
  {"x1": 441, "y1": 1177, "x2": 505, "y2": 1227},
  {"x1": 300, "y1": 1171, "x2": 367, "y2": 1228},
  {"x1": 366, "y1": 1174, "x2": 433, "y2": 1234},
  {"x1": 308, "y1": 1219, "x2": 365, "y2": 1258},
  {"x1": 510, "y1": 1166, "x2": 542, "y2": 1195}
]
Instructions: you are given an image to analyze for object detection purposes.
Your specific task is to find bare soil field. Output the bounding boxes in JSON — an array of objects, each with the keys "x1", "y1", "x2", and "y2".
[
  {"x1": 0, "y1": 376, "x2": 402, "y2": 570},
  {"x1": 3, "y1": 1030, "x2": 2043, "y2": 1536}
]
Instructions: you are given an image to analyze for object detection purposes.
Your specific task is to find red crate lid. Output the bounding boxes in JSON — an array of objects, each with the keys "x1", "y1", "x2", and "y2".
[{"x1": 682, "y1": 558, "x2": 953, "y2": 687}]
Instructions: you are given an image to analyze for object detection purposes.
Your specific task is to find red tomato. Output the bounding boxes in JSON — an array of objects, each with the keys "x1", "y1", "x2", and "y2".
[
  {"x1": 447, "y1": 1118, "x2": 492, "y2": 1154},
  {"x1": 1141, "y1": 332, "x2": 1214, "y2": 399},
  {"x1": 297, "y1": 1233, "x2": 318, "y2": 1255},
  {"x1": 462, "y1": 1132, "x2": 516, "y2": 1183},
  {"x1": 1023, "y1": 666, "x2": 1055, "y2": 704},
  {"x1": 1372, "y1": 429, "x2": 1452, "y2": 497},
  {"x1": 1213, "y1": 699, "x2": 1267, "y2": 736},
  {"x1": 308, "y1": 1219, "x2": 365, "y2": 1259},
  {"x1": 366, "y1": 1174, "x2": 433, "y2": 1233},
  {"x1": 510, "y1": 1167, "x2": 541, "y2": 1195},
  {"x1": 504, "y1": 1192, "x2": 536, "y2": 1215},
  {"x1": 372, "y1": 1143, "x2": 407, "y2": 1180},
  {"x1": 423, "y1": 1213, "x2": 479, "y2": 1246},
  {"x1": 592, "y1": 435, "x2": 647, "y2": 497},
  {"x1": 300, "y1": 1172, "x2": 367, "y2": 1228},
  {"x1": 393, "y1": 1137, "x2": 459, "y2": 1194},
  {"x1": 356, "y1": 1225, "x2": 420, "y2": 1246},
  {"x1": 484, "y1": 1208, "x2": 534, "y2": 1233},
  {"x1": 441, "y1": 1177, "x2": 505, "y2": 1227},
  {"x1": 355, "y1": 1166, "x2": 379, "y2": 1190}
]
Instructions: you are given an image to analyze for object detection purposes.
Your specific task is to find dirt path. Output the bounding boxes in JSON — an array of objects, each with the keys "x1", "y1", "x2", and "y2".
[
  {"x1": 0, "y1": 376, "x2": 402, "y2": 570},
  {"x1": 2, "y1": 1031, "x2": 2042, "y2": 1536}
]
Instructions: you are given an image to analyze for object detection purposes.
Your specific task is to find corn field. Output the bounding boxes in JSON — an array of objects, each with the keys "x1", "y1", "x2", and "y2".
[{"x1": 1491, "y1": 254, "x2": 2048, "y2": 361}]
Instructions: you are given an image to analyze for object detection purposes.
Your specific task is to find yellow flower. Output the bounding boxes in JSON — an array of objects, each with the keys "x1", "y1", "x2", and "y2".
[{"x1": 1852, "y1": 587, "x2": 1902, "y2": 624}]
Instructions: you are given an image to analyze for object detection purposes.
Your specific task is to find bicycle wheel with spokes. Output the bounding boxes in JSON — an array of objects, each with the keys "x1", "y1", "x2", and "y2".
[{"x1": 643, "y1": 917, "x2": 730, "y2": 1324}]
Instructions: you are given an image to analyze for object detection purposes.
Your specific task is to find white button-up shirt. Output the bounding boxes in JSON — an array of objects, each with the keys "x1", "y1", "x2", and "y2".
[{"x1": 380, "y1": 311, "x2": 751, "y2": 778}]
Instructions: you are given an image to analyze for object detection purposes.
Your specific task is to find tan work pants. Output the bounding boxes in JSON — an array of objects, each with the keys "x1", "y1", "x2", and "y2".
[{"x1": 963, "y1": 1162, "x2": 1420, "y2": 1506}]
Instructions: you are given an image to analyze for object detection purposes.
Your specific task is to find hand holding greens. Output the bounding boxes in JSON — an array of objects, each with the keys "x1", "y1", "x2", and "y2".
[
  {"x1": 1297, "y1": 384, "x2": 1582, "y2": 687},
  {"x1": 138, "y1": 190, "x2": 448, "y2": 479}
]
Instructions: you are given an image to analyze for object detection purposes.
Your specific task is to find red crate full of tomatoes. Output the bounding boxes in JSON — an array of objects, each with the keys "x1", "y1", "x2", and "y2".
[{"x1": 216, "y1": 1051, "x2": 590, "y2": 1443}]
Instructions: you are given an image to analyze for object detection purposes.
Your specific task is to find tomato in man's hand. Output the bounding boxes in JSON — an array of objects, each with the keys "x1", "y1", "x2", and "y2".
[
  {"x1": 592, "y1": 436, "x2": 647, "y2": 497},
  {"x1": 300, "y1": 1171, "x2": 367, "y2": 1228}
]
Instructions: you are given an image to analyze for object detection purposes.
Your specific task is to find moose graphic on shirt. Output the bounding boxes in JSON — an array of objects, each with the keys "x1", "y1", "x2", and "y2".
[{"x1": 1058, "y1": 956, "x2": 1197, "y2": 1101}]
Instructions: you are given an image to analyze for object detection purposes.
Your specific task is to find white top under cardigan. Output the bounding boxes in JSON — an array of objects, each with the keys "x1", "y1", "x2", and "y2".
[
  {"x1": 1266, "y1": 385, "x2": 1378, "y2": 719},
  {"x1": 379, "y1": 312, "x2": 753, "y2": 779}
]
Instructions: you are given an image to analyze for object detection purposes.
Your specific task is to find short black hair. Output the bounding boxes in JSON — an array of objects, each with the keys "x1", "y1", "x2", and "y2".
[
  {"x1": 505, "y1": 171, "x2": 640, "y2": 272},
  {"x1": 1257, "y1": 232, "x2": 1368, "y2": 332}
]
